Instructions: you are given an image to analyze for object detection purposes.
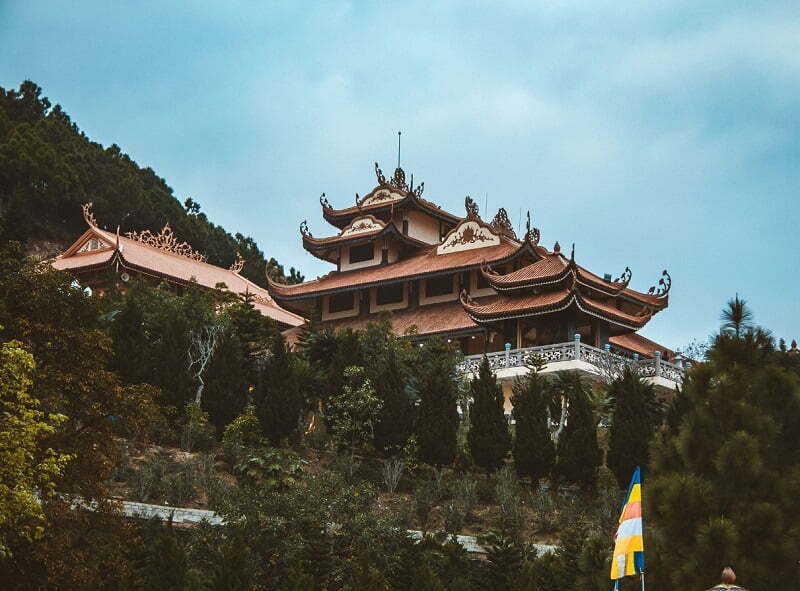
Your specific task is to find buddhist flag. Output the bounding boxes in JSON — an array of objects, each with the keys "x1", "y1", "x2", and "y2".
[{"x1": 610, "y1": 466, "x2": 644, "y2": 585}]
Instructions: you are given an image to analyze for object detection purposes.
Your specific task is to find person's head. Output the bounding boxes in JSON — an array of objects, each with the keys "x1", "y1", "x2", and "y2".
[{"x1": 720, "y1": 567, "x2": 736, "y2": 585}]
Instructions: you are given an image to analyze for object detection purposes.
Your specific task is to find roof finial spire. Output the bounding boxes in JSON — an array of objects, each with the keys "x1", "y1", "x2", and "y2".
[{"x1": 397, "y1": 130, "x2": 402, "y2": 169}]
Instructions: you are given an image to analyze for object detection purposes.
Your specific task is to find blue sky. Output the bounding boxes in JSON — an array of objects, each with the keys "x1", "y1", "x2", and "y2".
[{"x1": 2, "y1": 1, "x2": 799, "y2": 350}]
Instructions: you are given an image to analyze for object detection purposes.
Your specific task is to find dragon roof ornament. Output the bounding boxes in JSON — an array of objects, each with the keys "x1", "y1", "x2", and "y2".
[
  {"x1": 464, "y1": 196, "x2": 480, "y2": 219},
  {"x1": 229, "y1": 252, "x2": 245, "y2": 274},
  {"x1": 648, "y1": 270, "x2": 672, "y2": 298},
  {"x1": 524, "y1": 211, "x2": 540, "y2": 245},
  {"x1": 319, "y1": 193, "x2": 331, "y2": 209},
  {"x1": 613, "y1": 266, "x2": 632, "y2": 286},
  {"x1": 374, "y1": 162, "x2": 424, "y2": 198},
  {"x1": 299, "y1": 220, "x2": 312, "y2": 237},
  {"x1": 82, "y1": 202, "x2": 98, "y2": 227},
  {"x1": 125, "y1": 224, "x2": 207, "y2": 262},
  {"x1": 490, "y1": 208, "x2": 516, "y2": 239}
]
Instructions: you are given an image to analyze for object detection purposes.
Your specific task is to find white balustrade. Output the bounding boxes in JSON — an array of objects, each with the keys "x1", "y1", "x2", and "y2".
[{"x1": 456, "y1": 341, "x2": 684, "y2": 385}]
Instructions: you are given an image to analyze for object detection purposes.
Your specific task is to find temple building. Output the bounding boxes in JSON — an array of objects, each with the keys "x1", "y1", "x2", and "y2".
[
  {"x1": 268, "y1": 163, "x2": 684, "y2": 397},
  {"x1": 51, "y1": 203, "x2": 304, "y2": 330}
]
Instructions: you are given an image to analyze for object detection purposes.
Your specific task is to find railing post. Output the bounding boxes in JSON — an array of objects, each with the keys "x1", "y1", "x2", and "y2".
[
  {"x1": 504, "y1": 342, "x2": 511, "y2": 367},
  {"x1": 654, "y1": 350, "x2": 662, "y2": 377},
  {"x1": 574, "y1": 333, "x2": 581, "y2": 360}
]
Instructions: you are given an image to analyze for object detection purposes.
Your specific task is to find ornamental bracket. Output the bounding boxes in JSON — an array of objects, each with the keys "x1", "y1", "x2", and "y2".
[{"x1": 648, "y1": 270, "x2": 671, "y2": 298}]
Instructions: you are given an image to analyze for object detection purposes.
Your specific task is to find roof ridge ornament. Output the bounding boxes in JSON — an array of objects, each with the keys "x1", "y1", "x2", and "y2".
[
  {"x1": 553, "y1": 241, "x2": 561, "y2": 253},
  {"x1": 480, "y1": 260, "x2": 500, "y2": 276},
  {"x1": 299, "y1": 220, "x2": 312, "y2": 237},
  {"x1": 648, "y1": 269, "x2": 671, "y2": 298},
  {"x1": 465, "y1": 196, "x2": 480, "y2": 219},
  {"x1": 82, "y1": 202, "x2": 98, "y2": 227},
  {"x1": 125, "y1": 224, "x2": 207, "y2": 262},
  {"x1": 459, "y1": 288, "x2": 476, "y2": 307},
  {"x1": 490, "y1": 208, "x2": 516, "y2": 239},
  {"x1": 229, "y1": 252, "x2": 245, "y2": 274},
  {"x1": 319, "y1": 193, "x2": 331, "y2": 209},
  {"x1": 524, "y1": 211, "x2": 540, "y2": 245},
  {"x1": 613, "y1": 266, "x2": 632, "y2": 286}
]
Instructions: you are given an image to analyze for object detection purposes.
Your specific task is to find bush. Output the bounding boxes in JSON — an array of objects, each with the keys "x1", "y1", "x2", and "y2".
[
  {"x1": 179, "y1": 402, "x2": 216, "y2": 452},
  {"x1": 233, "y1": 447, "x2": 306, "y2": 490},
  {"x1": 222, "y1": 405, "x2": 263, "y2": 461}
]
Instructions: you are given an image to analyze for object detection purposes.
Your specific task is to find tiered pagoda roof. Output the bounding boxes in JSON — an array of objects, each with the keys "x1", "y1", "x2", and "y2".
[
  {"x1": 320, "y1": 163, "x2": 462, "y2": 229},
  {"x1": 461, "y1": 247, "x2": 670, "y2": 331},
  {"x1": 268, "y1": 161, "x2": 673, "y2": 353},
  {"x1": 52, "y1": 204, "x2": 304, "y2": 328}
]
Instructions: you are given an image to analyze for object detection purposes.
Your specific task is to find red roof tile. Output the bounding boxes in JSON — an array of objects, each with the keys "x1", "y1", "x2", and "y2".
[
  {"x1": 53, "y1": 226, "x2": 304, "y2": 327},
  {"x1": 609, "y1": 333, "x2": 675, "y2": 359},
  {"x1": 269, "y1": 240, "x2": 523, "y2": 299}
]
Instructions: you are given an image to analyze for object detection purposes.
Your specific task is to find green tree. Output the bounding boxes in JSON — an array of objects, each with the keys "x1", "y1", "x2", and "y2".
[
  {"x1": 0, "y1": 340, "x2": 72, "y2": 557},
  {"x1": 201, "y1": 328, "x2": 249, "y2": 433},
  {"x1": 647, "y1": 304, "x2": 800, "y2": 589},
  {"x1": 356, "y1": 321, "x2": 418, "y2": 456},
  {"x1": 467, "y1": 356, "x2": 511, "y2": 474},
  {"x1": 720, "y1": 294, "x2": 753, "y2": 338},
  {"x1": 327, "y1": 366, "x2": 383, "y2": 477},
  {"x1": 109, "y1": 293, "x2": 150, "y2": 385},
  {"x1": 255, "y1": 332, "x2": 303, "y2": 446},
  {"x1": 553, "y1": 372, "x2": 602, "y2": 490},
  {"x1": 511, "y1": 361, "x2": 555, "y2": 482},
  {"x1": 607, "y1": 367, "x2": 658, "y2": 488},
  {"x1": 415, "y1": 339, "x2": 461, "y2": 469}
]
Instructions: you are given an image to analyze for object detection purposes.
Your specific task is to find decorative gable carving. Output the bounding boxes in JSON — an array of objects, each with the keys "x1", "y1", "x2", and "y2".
[
  {"x1": 341, "y1": 215, "x2": 385, "y2": 237},
  {"x1": 360, "y1": 188, "x2": 405, "y2": 207},
  {"x1": 437, "y1": 220, "x2": 501, "y2": 254},
  {"x1": 77, "y1": 236, "x2": 110, "y2": 253}
]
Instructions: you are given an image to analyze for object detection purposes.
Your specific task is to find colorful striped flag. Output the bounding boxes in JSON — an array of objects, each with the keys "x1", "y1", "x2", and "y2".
[{"x1": 610, "y1": 466, "x2": 644, "y2": 586}]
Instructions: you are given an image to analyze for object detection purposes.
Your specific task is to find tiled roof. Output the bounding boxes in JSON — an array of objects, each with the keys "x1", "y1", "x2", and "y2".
[
  {"x1": 609, "y1": 333, "x2": 675, "y2": 359},
  {"x1": 462, "y1": 288, "x2": 653, "y2": 330},
  {"x1": 484, "y1": 254, "x2": 569, "y2": 288},
  {"x1": 52, "y1": 226, "x2": 304, "y2": 327},
  {"x1": 322, "y1": 300, "x2": 480, "y2": 337},
  {"x1": 302, "y1": 222, "x2": 429, "y2": 253},
  {"x1": 269, "y1": 240, "x2": 524, "y2": 299},
  {"x1": 483, "y1": 255, "x2": 667, "y2": 310},
  {"x1": 323, "y1": 191, "x2": 462, "y2": 227}
]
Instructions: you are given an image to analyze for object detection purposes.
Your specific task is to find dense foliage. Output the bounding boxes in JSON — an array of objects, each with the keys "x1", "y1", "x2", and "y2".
[
  {"x1": 607, "y1": 367, "x2": 659, "y2": 488},
  {"x1": 0, "y1": 80, "x2": 303, "y2": 286},
  {"x1": 467, "y1": 356, "x2": 511, "y2": 474},
  {"x1": 511, "y1": 361, "x2": 555, "y2": 483},
  {"x1": 646, "y1": 311, "x2": 800, "y2": 589}
]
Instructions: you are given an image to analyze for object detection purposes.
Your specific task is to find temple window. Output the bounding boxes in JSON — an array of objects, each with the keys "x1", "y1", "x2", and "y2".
[
  {"x1": 349, "y1": 243, "x2": 374, "y2": 264},
  {"x1": 328, "y1": 292, "x2": 355, "y2": 313},
  {"x1": 425, "y1": 275, "x2": 454, "y2": 298},
  {"x1": 376, "y1": 284, "x2": 404, "y2": 305}
]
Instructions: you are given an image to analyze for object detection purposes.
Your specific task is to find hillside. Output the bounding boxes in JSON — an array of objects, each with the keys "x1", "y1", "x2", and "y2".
[{"x1": 0, "y1": 80, "x2": 303, "y2": 286}]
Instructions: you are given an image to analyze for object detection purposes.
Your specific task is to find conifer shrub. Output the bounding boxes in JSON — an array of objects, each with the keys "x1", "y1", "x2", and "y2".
[
  {"x1": 467, "y1": 356, "x2": 511, "y2": 475},
  {"x1": 511, "y1": 360, "x2": 555, "y2": 483}
]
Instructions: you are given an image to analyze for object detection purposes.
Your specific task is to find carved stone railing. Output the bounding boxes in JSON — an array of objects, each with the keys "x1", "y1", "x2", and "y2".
[{"x1": 456, "y1": 336, "x2": 685, "y2": 386}]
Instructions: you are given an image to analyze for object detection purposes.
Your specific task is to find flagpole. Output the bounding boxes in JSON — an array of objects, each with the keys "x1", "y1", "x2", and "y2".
[{"x1": 640, "y1": 571, "x2": 645, "y2": 591}]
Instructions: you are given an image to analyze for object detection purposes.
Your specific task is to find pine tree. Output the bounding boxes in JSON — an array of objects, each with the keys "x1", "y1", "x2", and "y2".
[
  {"x1": 201, "y1": 330, "x2": 249, "y2": 433},
  {"x1": 553, "y1": 372, "x2": 601, "y2": 490},
  {"x1": 110, "y1": 293, "x2": 150, "y2": 385},
  {"x1": 372, "y1": 347, "x2": 415, "y2": 456},
  {"x1": 647, "y1": 304, "x2": 800, "y2": 588},
  {"x1": 467, "y1": 356, "x2": 511, "y2": 474},
  {"x1": 511, "y1": 362, "x2": 555, "y2": 482},
  {"x1": 415, "y1": 339, "x2": 460, "y2": 469},
  {"x1": 134, "y1": 518, "x2": 197, "y2": 591},
  {"x1": 607, "y1": 367, "x2": 657, "y2": 488},
  {"x1": 255, "y1": 333, "x2": 303, "y2": 446}
]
